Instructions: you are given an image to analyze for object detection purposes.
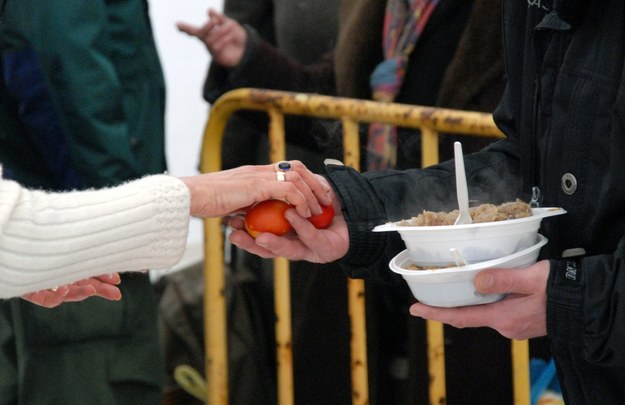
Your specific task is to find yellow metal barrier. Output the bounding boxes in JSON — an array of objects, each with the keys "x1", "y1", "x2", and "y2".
[{"x1": 199, "y1": 88, "x2": 529, "y2": 405}]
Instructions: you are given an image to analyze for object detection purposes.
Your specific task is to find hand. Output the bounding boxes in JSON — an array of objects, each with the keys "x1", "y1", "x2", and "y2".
[
  {"x1": 177, "y1": 8, "x2": 247, "y2": 67},
  {"x1": 229, "y1": 184, "x2": 349, "y2": 263},
  {"x1": 181, "y1": 161, "x2": 332, "y2": 219},
  {"x1": 21, "y1": 273, "x2": 122, "y2": 308},
  {"x1": 409, "y1": 260, "x2": 550, "y2": 340}
]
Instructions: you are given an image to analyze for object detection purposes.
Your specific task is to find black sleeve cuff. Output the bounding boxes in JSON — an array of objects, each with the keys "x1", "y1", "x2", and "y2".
[
  {"x1": 325, "y1": 164, "x2": 388, "y2": 278},
  {"x1": 546, "y1": 258, "x2": 584, "y2": 347}
]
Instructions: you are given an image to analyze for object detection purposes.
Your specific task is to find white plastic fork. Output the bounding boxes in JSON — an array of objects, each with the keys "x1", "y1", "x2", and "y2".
[
  {"x1": 454, "y1": 141, "x2": 473, "y2": 225},
  {"x1": 449, "y1": 248, "x2": 468, "y2": 267}
]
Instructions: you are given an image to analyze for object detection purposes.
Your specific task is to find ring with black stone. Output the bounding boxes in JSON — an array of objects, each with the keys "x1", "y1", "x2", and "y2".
[
  {"x1": 276, "y1": 161, "x2": 292, "y2": 171},
  {"x1": 276, "y1": 161, "x2": 291, "y2": 181}
]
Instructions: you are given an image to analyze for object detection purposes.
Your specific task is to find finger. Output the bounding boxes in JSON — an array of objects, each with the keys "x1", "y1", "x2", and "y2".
[
  {"x1": 74, "y1": 277, "x2": 121, "y2": 296},
  {"x1": 284, "y1": 209, "x2": 323, "y2": 245},
  {"x1": 206, "y1": 10, "x2": 228, "y2": 33},
  {"x1": 290, "y1": 161, "x2": 332, "y2": 206},
  {"x1": 95, "y1": 273, "x2": 121, "y2": 285},
  {"x1": 37, "y1": 295, "x2": 65, "y2": 308},
  {"x1": 176, "y1": 22, "x2": 201, "y2": 37},
  {"x1": 269, "y1": 161, "x2": 325, "y2": 216},
  {"x1": 275, "y1": 170, "x2": 320, "y2": 216},
  {"x1": 210, "y1": 10, "x2": 233, "y2": 25},
  {"x1": 256, "y1": 182, "x2": 312, "y2": 217},
  {"x1": 92, "y1": 284, "x2": 122, "y2": 301},
  {"x1": 21, "y1": 290, "x2": 45, "y2": 303},
  {"x1": 212, "y1": 23, "x2": 242, "y2": 50},
  {"x1": 208, "y1": 9, "x2": 227, "y2": 24},
  {"x1": 199, "y1": 21, "x2": 220, "y2": 37},
  {"x1": 209, "y1": 30, "x2": 237, "y2": 54},
  {"x1": 474, "y1": 266, "x2": 545, "y2": 295},
  {"x1": 253, "y1": 232, "x2": 314, "y2": 261},
  {"x1": 66, "y1": 280, "x2": 121, "y2": 301},
  {"x1": 21, "y1": 289, "x2": 65, "y2": 308},
  {"x1": 286, "y1": 161, "x2": 332, "y2": 209},
  {"x1": 409, "y1": 302, "x2": 497, "y2": 329},
  {"x1": 253, "y1": 211, "x2": 322, "y2": 260},
  {"x1": 62, "y1": 285, "x2": 98, "y2": 302},
  {"x1": 229, "y1": 229, "x2": 287, "y2": 259},
  {"x1": 228, "y1": 215, "x2": 246, "y2": 230}
]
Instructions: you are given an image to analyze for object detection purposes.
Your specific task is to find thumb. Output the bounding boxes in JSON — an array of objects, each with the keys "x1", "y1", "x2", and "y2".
[
  {"x1": 474, "y1": 268, "x2": 527, "y2": 294},
  {"x1": 208, "y1": 8, "x2": 225, "y2": 23},
  {"x1": 476, "y1": 260, "x2": 550, "y2": 295}
]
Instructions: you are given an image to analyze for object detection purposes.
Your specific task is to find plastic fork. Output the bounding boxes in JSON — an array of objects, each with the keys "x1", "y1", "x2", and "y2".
[
  {"x1": 453, "y1": 142, "x2": 472, "y2": 225},
  {"x1": 449, "y1": 248, "x2": 468, "y2": 267}
]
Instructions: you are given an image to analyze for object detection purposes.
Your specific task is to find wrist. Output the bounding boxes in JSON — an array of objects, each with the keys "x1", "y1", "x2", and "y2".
[{"x1": 179, "y1": 176, "x2": 196, "y2": 215}]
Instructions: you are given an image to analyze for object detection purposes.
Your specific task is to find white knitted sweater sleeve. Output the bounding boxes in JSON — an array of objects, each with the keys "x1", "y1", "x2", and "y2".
[{"x1": 0, "y1": 174, "x2": 191, "y2": 298}]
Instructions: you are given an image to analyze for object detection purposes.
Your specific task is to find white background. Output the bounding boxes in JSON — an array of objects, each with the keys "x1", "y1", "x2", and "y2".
[{"x1": 149, "y1": 0, "x2": 223, "y2": 266}]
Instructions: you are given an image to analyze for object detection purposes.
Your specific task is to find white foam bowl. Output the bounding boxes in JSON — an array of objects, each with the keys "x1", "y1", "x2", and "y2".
[
  {"x1": 374, "y1": 207, "x2": 564, "y2": 266},
  {"x1": 389, "y1": 234, "x2": 548, "y2": 307}
]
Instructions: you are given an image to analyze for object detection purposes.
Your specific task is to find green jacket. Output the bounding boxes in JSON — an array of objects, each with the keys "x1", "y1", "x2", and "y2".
[
  {"x1": 0, "y1": 0, "x2": 166, "y2": 189},
  {"x1": 0, "y1": 1, "x2": 166, "y2": 403}
]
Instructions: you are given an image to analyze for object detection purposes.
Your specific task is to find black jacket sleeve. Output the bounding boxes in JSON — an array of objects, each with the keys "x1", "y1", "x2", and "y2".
[
  {"x1": 203, "y1": 26, "x2": 336, "y2": 104},
  {"x1": 202, "y1": 26, "x2": 338, "y2": 153},
  {"x1": 324, "y1": 141, "x2": 522, "y2": 284}
]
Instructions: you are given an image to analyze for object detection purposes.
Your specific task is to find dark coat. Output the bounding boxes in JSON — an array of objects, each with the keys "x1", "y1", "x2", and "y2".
[
  {"x1": 326, "y1": 0, "x2": 625, "y2": 403},
  {"x1": 206, "y1": 0, "x2": 505, "y2": 169},
  {"x1": 204, "y1": 0, "x2": 340, "y2": 173}
]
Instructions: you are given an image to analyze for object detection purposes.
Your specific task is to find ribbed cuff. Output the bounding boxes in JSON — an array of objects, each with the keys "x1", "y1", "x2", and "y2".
[{"x1": 134, "y1": 175, "x2": 190, "y2": 265}]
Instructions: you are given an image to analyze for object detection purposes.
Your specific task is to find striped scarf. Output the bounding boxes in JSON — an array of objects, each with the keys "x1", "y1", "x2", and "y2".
[{"x1": 366, "y1": 0, "x2": 440, "y2": 170}]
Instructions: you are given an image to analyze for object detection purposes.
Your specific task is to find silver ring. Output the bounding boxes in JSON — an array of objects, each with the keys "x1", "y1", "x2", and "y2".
[{"x1": 276, "y1": 161, "x2": 291, "y2": 182}]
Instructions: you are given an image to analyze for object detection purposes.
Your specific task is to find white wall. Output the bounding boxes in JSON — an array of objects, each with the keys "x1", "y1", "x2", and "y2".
[{"x1": 149, "y1": 0, "x2": 223, "y2": 266}]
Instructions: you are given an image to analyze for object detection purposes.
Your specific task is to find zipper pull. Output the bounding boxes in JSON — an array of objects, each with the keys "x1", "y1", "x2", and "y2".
[{"x1": 530, "y1": 186, "x2": 541, "y2": 208}]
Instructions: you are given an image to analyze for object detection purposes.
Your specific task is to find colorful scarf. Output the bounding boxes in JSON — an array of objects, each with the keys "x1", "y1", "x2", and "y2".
[{"x1": 366, "y1": 0, "x2": 440, "y2": 170}]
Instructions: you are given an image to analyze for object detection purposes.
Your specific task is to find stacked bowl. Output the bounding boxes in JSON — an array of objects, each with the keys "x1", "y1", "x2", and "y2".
[{"x1": 373, "y1": 207, "x2": 566, "y2": 307}]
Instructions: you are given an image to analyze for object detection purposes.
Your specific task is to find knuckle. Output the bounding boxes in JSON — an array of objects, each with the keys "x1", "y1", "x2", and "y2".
[
  {"x1": 451, "y1": 320, "x2": 468, "y2": 329},
  {"x1": 290, "y1": 160, "x2": 304, "y2": 170},
  {"x1": 288, "y1": 171, "x2": 302, "y2": 182},
  {"x1": 496, "y1": 271, "x2": 518, "y2": 292},
  {"x1": 494, "y1": 316, "x2": 518, "y2": 339}
]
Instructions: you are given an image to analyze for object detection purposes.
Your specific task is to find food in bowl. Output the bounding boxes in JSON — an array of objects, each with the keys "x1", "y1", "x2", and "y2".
[
  {"x1": 396, "y1": 199, "x2": 531, "y2": 227},
  {"x1": 373, "y1": 206, "x2": 566, "y2": 266},
  {"x1": 389, "y1": 234, "x2": 548, "y2": 307}
]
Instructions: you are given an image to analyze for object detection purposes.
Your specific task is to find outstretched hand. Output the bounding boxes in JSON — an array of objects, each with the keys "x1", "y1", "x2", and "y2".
[
  {"x1": 180, "y1": 161, "x2": 332, "y2": 220},
  {"x1": 177, "y1": 8, "x2": 247, "y2": 67},
  {"x1": 409, "y1": 260, "x2": 551, "y2": 340},
  {"x1": 229, "y1": 184, "x2": 349, "y2": 263},
  {"x1": 21, "y1": 273, "x2": 122, "y2": 308}
]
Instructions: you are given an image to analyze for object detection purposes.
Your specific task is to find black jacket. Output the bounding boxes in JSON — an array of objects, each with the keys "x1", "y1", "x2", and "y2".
[{"x1": 326, "y1": 0, "x2": 625, "y2": 403}]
